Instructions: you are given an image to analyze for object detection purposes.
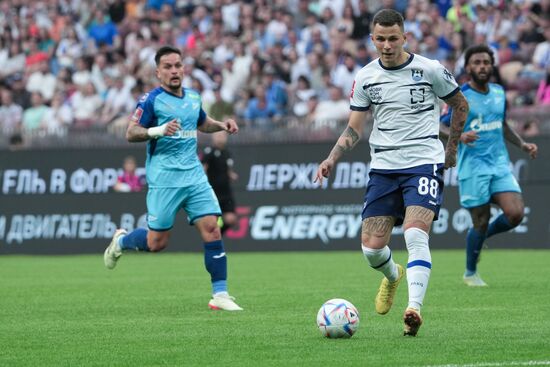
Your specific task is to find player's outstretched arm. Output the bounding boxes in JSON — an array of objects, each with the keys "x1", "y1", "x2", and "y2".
[
  {"x1": 199, "y1": 116, "x2": 239, "y2": 134},
  {"x1": 503, "y1": 120, "x2": 538, "y2": 159},
  {"x1": 442, "y1": 91, "x2": 469, "y2": 168},
  {"x1": 315, "y1": 110, "x2": 366, "y2": 184}
]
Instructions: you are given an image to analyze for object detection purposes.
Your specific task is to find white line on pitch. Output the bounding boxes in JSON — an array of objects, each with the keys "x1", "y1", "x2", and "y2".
[{"x1": 421, "y1": 361, "x2": 550, "y2": 367}]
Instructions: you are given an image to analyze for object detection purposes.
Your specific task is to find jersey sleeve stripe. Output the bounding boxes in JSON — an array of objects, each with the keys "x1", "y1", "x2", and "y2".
[
  {"x1": 363, "y1": 81, "x2": 393, "y2": 89},
  {"x1": 350, "y1": 105, "x2": 370, "y2": 111},
  {"x1": 440, "y1": 86, "x2": 460, "y2": 100}
]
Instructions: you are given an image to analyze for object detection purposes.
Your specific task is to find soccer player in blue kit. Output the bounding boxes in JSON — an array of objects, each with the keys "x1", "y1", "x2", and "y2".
[
  {"x1": 441, "y1": 45, "x2": 538, "y2": 287},
  {"x1": 316, "y1": 9, "x2": 469, "y2": 336},
  {"x1": 104, "y1": 46, "x2": 243, "y2": 311}
]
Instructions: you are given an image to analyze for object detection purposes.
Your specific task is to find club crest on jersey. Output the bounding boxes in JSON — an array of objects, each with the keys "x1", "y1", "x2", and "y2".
[
  {"x1": 411, "y1": 69, "x2": 424, "y2": 81},
  {"x1": 139, "y1": 93, "x2": 149, "y2": 103}
]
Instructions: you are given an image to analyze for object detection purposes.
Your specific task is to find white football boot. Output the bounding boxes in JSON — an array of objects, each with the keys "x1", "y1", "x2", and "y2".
[
  {"x1": 208, "y1": 292, "x2": 243, "y2": 311},
  {"x1": 463, "y1": 272, "x2": 488, "y2": 287},
  {"x1": 104, "y1": 229, "x2": 127, "y2": 269}
]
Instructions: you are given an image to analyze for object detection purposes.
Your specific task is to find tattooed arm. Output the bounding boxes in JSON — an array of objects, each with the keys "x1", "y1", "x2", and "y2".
[
  {"x1": 315, "y1": 110, "x2": 366, "y2": 184},
  {"x1": 442, "y1": 91, "x2": 469, "y2": 168}
]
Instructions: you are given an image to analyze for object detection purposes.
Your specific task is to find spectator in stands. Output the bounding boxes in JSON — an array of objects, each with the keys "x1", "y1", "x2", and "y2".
[
  {"x1": 26, "y1": 61, "x2": 57, "y2": 102},
  {"x1": 113, "y1": 155, "x2": 144, "y2": 193},
  {"x1": 56, "y1": 27, "x2": 84, "y2": 69},
  {"x1": 22, "y1": 92, "x2": 50, "y2": 132},
  {"x1": 244, "y1": 84, "x2": 280, "y2": 128},
  {"x1": 351, "y1": 0, "x2": 372, "y2": 41},
  {"x1": 0, "y1": 88, "x2": 23, "y2": 134},
  {"x1": 208, "y1": 86, "x2": 235, "y2": 121},
  {"x1": 88, "y1": 10, "x2": 119, "y2": 48},
  {"x1": 263, "y1": 65, "x2": 289, "y2": 116},
  {"x1": 421, "y1": 34, "x2": 450, "y2": 61},
  {"x1": 313, "y1": 84, "x2": 349, "y2": 129},
  {"x1": 0, "y1": 42, "x2": 25, "y2": 79},
  {"x1": 289, "y1": 75, "x2": 316, "y2": 118},
  {"x1": 42, "y1": 92, "x2": 73, "y2": 136},
  {"x1": 100, "y1": 73, "x2": 133, "y2": 125},
  {"x1": 536, "y1": 68, "x2": 550, "y2": 105},
  {"x1": 333, "y1": 52, "x2": 361, "y2": 96},
  {"x1": 532, "y1": 26, "x2": 550, "y2": 73},
  {"x1": 70, "y1": 82, "x2": 103, "y2": 128},
  {"x1": 0, "y1": 0, "x2": 549, "y2": 147}
]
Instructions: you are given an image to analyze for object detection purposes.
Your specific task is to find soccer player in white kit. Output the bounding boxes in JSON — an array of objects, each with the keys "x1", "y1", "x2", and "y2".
[{"x1": 315, "y1": 9, "x2": 469, "y2": 336}]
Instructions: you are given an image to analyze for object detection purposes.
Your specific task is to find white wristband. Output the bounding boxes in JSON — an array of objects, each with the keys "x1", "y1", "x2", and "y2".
[{"x1": 147, "y1": 125, "x2": 166, "y2": 138}]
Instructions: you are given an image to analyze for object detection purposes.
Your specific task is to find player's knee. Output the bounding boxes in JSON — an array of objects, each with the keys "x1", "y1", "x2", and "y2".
[
  {"x1": 361, "y1": 233, "x2": 389, "y2": 249},
  {"x1": 201, "y1": 223, "x2": 222, "y2": 242},
  {"x1": 506, "y1": 211, "x2": 524, "y2": 227},
  {"x1": 147, "y1": 237, "x2": 168, "y2": 252}
]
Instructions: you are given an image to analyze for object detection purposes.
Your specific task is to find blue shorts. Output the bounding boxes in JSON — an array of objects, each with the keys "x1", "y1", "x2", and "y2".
[
  {"x1": 146, "y1": 184, "x2": 221, "y2": 231},
  {"x1": 362, "y1": 164, "x2": 444, "y2": 226},
  {"x1": 458, "y1": 171, "x2": 521, "y2": 208}
]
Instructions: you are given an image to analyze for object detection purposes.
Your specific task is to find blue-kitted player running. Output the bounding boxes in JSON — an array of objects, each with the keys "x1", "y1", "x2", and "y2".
[
  {"x1": 104, "y1": 45, "x2": 243, "y2": 311},
  {"x1": 441, "y1": 44, "x2": 538, "y2": 287}
]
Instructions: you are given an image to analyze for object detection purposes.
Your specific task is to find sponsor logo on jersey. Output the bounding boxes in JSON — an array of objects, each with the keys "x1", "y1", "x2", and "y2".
[
  {"x1": 131, "y1": 107, "x2": 143, "y2": 122},
  {"x1": 470, "y1": 116, "x2": 503, "y2": 132},
  {"x1": 442, "y1": 68, "x2": 454, "y2": 81},
  {"x1": 166, "y1": 129, "x2": 198, "y2": 139},
  {"x1": 368, "y1": 87, "x2": 383, "y2": 103},
  {"x1": 411, "y1": 68, "x2": 424, "y2": 81}
]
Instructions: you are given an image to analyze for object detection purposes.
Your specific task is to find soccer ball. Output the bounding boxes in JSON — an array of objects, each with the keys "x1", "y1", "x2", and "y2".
[{"x1": 316, "y1": 298, "x2": 360, "y2": 338}]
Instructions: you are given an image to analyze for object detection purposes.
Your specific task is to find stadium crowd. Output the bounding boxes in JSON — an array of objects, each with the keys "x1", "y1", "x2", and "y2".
[{"x1": 0, "y1": 0, "x2": 549, "y2": 146}]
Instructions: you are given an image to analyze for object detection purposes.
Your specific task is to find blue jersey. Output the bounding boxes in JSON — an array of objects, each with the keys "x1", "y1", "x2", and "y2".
[
  {"x1": 132, "y1": 87, "x2": 207, "y2": 188},
  {"x1": 441, "y1": 83, "x2": 511, "y2": 179}
]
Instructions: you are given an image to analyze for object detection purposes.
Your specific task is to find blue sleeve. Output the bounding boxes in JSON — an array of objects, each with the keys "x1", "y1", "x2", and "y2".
[
  {"x1": 197, "y1": 108, "x2": 206, "y2": 126},
  {"x1": 440, "y1": 107, "x2": 452, "y2": 127},
  {"x1": 132, "y1": 93, "x2": 156, "y2": 128}
]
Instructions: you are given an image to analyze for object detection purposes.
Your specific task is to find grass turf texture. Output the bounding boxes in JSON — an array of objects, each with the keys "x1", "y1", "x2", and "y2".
[{"x1": 1, "y1": 250, "x2": 549, "y2": 367}]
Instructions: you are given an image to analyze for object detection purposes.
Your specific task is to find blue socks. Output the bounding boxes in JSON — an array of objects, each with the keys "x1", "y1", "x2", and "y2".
[
  {"x1": 466, "y1": 215, "x2": 517, "y2": 275},
  {"x1": 465, "y1": 228, "x2": 485, "y2": 275},
  {"x1": 204, "y1": 240, "x2": 228, "y2": 294},
  {"x1": 486, "y1": 214, "x2": 514, "y2": 238},
  {"x1": 118, "y1": 228, "x2": 149, "y2": 251}
]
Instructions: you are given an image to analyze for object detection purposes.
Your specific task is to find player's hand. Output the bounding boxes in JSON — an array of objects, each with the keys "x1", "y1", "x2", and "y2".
[
  {"x1": 460, "y1": 131, "x2": 478, "y2": 146},
  {"x1": 223, "y1": 119, "x2": 239, "y2": 134},
  {"x1": 314, "y1": 159, "x2": 334, "y2": 185},
  {"x1": 147, "y1": 119, "x2": 180, "y2": 138},
  {"x1": 522, "y1": 142, "x2": 538, "y2": 159},
  {"x1": 164, "y1": 119, "x2": 181, "y2": 136},
  {"x1": 444, "y1": 148, "x2": 457, "y2": 169}
]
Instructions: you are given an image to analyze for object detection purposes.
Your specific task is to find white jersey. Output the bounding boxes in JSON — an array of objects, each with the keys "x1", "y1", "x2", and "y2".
[{"x1": 350, "y1": 53, "x2": 459, "y2": 170}]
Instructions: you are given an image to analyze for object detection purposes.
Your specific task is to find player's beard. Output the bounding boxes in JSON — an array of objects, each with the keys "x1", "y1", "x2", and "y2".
[
  {"x1": 471, "y1": 72, "x2": 490, "y2": 86},
  {"x1": 167, "y1": 78, "x2": 182, "y2": 92}
]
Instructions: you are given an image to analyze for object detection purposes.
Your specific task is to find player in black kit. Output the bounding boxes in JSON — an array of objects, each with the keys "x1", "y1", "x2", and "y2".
[{"x1": 201, "y1": 131, "x2": 238, "y2": 234}]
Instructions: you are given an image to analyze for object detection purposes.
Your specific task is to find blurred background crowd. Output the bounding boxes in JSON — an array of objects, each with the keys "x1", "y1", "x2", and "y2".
[{"x1": 1, "y1": 0, "x2": 549, "y2": 149}]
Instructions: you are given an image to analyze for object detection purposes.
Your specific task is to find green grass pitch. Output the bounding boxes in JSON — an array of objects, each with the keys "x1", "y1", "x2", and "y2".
[{"x1": 1, "y1": 249, "x2": 550, "y2": 367}]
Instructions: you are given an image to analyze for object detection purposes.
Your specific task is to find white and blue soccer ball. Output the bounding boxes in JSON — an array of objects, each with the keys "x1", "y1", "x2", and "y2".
[{"x1": 316, "y1": 298, "x2": 360, "y2": 338}]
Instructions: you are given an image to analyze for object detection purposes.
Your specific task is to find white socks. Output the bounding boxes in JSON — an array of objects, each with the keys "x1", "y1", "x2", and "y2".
[
  {"x1": 404, "y1": 228, "x2": 432, "y2": 311},
  {"x1": 362, "y1": 245, "x2": 399, "y2": 281}
]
